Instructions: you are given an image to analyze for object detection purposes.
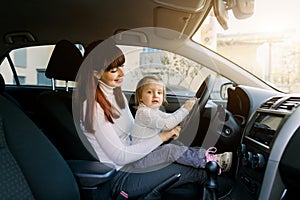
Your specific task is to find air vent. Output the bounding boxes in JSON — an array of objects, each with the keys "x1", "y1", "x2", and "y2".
[
  {"x1": 277, "y1": 97, "x2": 300, "y2": 111},
  {"x1": 260, "y1": 96, "x2": 281, "y2": 109}
]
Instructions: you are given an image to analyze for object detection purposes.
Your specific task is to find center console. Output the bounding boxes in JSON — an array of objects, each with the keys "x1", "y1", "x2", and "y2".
[{"x1": 237, "y1": 95, "x2": 299, "y2": 199}]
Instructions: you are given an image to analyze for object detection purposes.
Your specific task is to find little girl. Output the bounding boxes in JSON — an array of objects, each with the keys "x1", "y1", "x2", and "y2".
[{"x1": 130, "y1": 75, "x2": 232, "y2": 173}]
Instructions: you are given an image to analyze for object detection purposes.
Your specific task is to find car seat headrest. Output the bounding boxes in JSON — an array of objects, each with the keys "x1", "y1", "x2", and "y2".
[{"x1": 46, "y1": 40, "x2": 83, "y2": 82}]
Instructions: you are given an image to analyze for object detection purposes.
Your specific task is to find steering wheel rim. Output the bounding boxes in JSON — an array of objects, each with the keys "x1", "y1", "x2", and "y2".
[
  {"x1": 195, "y1": 74, "x2": 213, "y2": 110},
  {"x1": 179, "y1": 75, "x2": 215, "y2": 145}
]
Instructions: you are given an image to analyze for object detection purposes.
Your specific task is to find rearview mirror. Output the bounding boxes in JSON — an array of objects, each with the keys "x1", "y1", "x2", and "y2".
[
  {"x1": 213, "y1": 0, "x2": 255, "y2": 30},
  {"x1": 213, "y1": 0, "x2": 228, "y2": 30},
  {"x1": 231, "y1": 0, "x2": 255, "y2": 19}
]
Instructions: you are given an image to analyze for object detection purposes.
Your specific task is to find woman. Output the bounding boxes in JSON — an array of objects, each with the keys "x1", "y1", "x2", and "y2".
[{"x1": 73, "y1": 39, "x2": 209, "y2": 199}]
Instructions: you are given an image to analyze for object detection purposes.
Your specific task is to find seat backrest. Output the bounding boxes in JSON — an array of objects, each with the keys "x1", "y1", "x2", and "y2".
[
  {"x1": 0, "y1": 76, "x2": 80, "y2": 200},
  {"x1": 0, "y1": 73, "x2": 23, "y2": 109},
  {"x1": 38, "y1": 40, "x2": 98, "y2": 161}
]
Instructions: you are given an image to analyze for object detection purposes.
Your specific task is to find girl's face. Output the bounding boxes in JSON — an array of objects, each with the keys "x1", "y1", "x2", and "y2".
[
  {"x1": 99, "y1": 66, "x2": 124, "y2": 88},
  {"x1": 140, "y1": 82, "x2": 164, "y2": 109}
]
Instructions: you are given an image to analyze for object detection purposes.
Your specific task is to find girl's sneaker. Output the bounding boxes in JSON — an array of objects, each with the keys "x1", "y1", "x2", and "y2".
[{"x1": 205, "y1": 147, "x2": 232, "y2": 174}]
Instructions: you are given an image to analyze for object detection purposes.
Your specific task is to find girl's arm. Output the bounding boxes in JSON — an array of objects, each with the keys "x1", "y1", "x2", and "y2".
[{"x1": 136, "y1": 106, "x2": 189, "y2": 131}]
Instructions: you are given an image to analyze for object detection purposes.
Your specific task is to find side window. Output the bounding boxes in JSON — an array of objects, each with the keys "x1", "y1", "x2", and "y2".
[
  {"x1": 0, "y1": 45, "x2": 54, "y2": 86},
  {"x1": 37, "y1": 69, "x2": 51, "y2": 86},
  {"x1": 120, "y1": 45, "x2": 231, "y2": 101},
  {"x1": 0, "y1": 58, "x2": 14, "y2": 84},
  {"x1": 0, "y1": 44, "x2": 82, "y2": 87},
  {"x1": 13, "y1": 76, "x2": 26, "y2": 84},
  {"x1": 13, "y1": 48, "x2": 27, "y2": 68}
]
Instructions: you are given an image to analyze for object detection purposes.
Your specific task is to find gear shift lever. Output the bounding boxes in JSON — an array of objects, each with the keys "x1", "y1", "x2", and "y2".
[{"x1": 202, "y1": 161, "x2": 219, "y2": 200}]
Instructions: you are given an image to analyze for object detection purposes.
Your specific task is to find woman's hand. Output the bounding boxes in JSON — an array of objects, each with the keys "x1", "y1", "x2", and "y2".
[
  {"x1": 183, "y1": 98, "x2": 197, "y2": 111},
  {"x1": 159, "y1": 126, "x2": 181, "y2": 142}
]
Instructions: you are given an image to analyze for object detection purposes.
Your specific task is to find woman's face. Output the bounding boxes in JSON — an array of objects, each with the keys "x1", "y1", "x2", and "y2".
[{"x1": 100, "y1": 66, "x2": 124, "y2": 88}]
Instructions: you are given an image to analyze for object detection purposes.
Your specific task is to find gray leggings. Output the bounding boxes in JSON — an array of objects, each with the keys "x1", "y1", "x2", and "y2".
[{"x1": 131, "y1": 142, "x2": 207, "y2": 169}]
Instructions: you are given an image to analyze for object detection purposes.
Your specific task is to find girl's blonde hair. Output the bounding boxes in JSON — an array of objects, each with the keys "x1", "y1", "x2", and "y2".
[{"x1": 135, "y1": 75, "x2": 167, "y2": 107}]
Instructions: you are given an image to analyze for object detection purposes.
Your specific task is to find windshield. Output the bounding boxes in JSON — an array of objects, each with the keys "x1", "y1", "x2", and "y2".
[{"x1": 193, "y1": 0, "x2": 300, "y2": 94}]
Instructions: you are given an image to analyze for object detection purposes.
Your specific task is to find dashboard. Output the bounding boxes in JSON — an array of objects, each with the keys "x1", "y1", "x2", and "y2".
[
  {"x1": 127, "y1": 85, "x2": 300, "y2": 200},
  {"x1": 228, "y1": 87, "x2": 300, "y2": 199}
]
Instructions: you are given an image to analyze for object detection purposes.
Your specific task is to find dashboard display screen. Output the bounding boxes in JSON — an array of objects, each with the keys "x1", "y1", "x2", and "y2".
[{"x1": 247, "y1": 113, "x2": 284, "y2": 147}]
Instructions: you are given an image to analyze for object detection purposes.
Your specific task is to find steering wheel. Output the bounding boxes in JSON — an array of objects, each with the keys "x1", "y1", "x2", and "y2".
[{"x1": 179, "y1": 75, "x2": 215, "y2": 145}]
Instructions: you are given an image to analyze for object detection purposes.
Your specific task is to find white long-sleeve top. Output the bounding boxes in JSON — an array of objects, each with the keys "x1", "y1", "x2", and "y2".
[
  {"x1": 131, "y1": 103, "x2": 189, "y2": 144},
  {"x1": 81, "y1": 82, "x2": 163, "y2": 170}
]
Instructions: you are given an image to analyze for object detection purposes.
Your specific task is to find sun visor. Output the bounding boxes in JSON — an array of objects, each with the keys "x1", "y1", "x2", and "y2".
[
  {"x1": 153, "y1": 0, "x2": 207, "y2": 13},
  {"x1": 153, "y1": 7, "x2": 206, "y2": 39}
]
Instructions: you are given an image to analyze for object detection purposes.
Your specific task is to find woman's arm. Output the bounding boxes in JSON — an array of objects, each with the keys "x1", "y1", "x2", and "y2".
[
  {"x1": 93, "y1": 118, "x2": 179, "y2": 166},
  {"x1": 92, "y1": 105, "x2": 163, "y2": 166},
  {"x1": 94, "y1": 124, "x2": 162, "y2": 166}
]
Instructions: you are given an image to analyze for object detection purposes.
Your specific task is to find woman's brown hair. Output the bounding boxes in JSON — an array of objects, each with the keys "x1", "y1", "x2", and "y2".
[{"x1": 74, "y1": 39, "x2": 125, "y2": 133}]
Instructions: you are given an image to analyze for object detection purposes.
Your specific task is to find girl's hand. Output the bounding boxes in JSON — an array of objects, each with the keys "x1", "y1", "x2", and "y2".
[
  {"x1": 183, "y1": 98, "x2": 197, "y2": 111},
  {"x1": 171, "y1": 126, "x2": 181, "y2": 140},
  {"x1": 159, "y1": 126, "x2": 181, "y2": 142}
]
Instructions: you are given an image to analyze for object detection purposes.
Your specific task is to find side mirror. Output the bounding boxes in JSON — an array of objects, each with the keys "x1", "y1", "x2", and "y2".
[{"x1": 220, "y1": 82, "x2": 235, "y2": 99}]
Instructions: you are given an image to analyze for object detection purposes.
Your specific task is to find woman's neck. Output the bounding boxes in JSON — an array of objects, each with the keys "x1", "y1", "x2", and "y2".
[{"x1": 98, "y1": 80, "x2": 114, "y2": 96}]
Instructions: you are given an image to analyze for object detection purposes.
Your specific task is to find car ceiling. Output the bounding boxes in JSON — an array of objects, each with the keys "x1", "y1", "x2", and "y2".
[
  {"x1": 0, "y1": 0, "x2": 212, "y2": 53},
  {"x1": 1, "y1": 0, "x2": 273, "y2": 91}
]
